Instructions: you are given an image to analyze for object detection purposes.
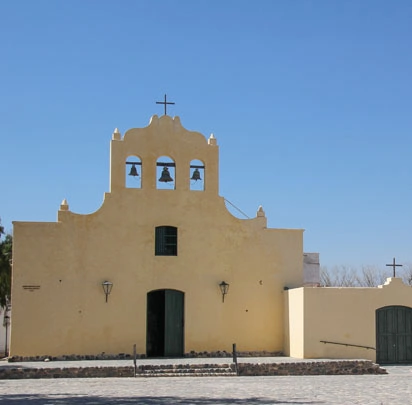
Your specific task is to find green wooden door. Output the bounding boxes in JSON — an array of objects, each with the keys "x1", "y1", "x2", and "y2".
[
  {"x1": 376, "y1": 306, "x2": 412, "y2": 364},
  {"x1": 146, "y1": 289, "x2": 184, "y2": 357},
  {"x1": 146, "y1": 290, "x2": 165, "y2": 357},
  {"x1": 164, "y1": 290, "x2": 184, "y2": 357}
]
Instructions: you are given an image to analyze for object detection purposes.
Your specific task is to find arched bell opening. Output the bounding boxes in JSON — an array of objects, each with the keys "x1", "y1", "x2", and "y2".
[
  {"x1": 156, "y1": 156, "x2": 175, "y2": 190},
  {"x1": 125, "y1": 156, "x2": 142, "y2": 188},
  {"x1": 189, "y1": 159, "x2": 205, "y2": 191}
]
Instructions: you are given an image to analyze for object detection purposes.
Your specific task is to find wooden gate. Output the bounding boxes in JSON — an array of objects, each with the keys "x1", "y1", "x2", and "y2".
[
  {"x1": 146, "y1": 289, "x2": 184, "y2": 357},
  {"x1": 376, "y1": 306, "x2": 412, "y2": 364}
]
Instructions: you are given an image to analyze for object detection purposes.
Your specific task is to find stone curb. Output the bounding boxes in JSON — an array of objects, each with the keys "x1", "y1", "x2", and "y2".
[{"x1": 0, "y1": 360, "x2": 386, "y2": 379}]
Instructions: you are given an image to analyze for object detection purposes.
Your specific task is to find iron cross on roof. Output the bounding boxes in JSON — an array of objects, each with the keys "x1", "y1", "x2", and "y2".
[
  {"x1": 156, "y1": 94, "x2": 175, "y2": 116},
  {"x1": 386, "y1": 257, "x2": 403, "y2": 277}
]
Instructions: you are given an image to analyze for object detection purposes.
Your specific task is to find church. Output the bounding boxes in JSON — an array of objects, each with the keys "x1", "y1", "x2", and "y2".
[{"x1": 10, "y1": 112, "x2": 412, "y2": 364}]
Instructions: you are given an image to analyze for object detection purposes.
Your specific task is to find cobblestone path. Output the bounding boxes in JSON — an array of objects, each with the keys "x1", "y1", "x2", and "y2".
[{"x1": 0, "y1": 366, "x2": 411, "y2": 404}]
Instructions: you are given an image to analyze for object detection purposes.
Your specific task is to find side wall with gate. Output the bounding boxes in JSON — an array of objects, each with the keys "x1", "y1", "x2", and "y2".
[{"x1": 285, "y1": 277, "x2": 412, "y2": 362}]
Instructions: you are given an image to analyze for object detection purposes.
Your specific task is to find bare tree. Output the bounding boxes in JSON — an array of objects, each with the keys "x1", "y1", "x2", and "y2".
[
  {"x1": 355, "y1": 265, "x2": 387, "y2": 287},
  {"x1": 320, "y1": 266, "x2": 333, "y2": 287},
  {"x1": 320, "y1": 265, "x2": 358, "y2": 287},
  {"x1": 399, "y1": 263, "x2": 412, "y2": 286},
  {"x1": 320, "y1": 265, "x2": 395, "y2": 287}
]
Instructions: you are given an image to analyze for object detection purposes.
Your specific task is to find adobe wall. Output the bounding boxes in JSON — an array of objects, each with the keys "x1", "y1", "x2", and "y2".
[{"x1": 286, "y1": 278, "x2": 412, "y2": 361}]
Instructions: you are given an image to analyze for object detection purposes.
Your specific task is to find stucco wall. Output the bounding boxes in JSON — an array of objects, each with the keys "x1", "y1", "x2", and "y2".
[
  {"x1": 284, "y1": 288, "x2": 304, "y2": 358},
  {"x1": 286, "y1": 278, "x2": 412, "y2": 361},
  {"x1": 11, "y1": 116, "x2": 304, "y2": 357}
]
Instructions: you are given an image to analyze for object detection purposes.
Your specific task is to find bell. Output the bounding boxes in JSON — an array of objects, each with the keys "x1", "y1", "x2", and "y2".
[
  {"x1": 158, "y1": 167, "x2": 173, "y2": 182},
  {"x1": 128, "y1": 164, "x2": 139, "y2": 177},
  {"x1": 191, "y1": 168, "x2": 201, "y2": 181}
]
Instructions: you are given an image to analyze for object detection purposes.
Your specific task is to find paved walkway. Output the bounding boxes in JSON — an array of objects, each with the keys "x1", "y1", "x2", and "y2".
[
  {"x1": 0, "y1": 358, "x2": 411, "y2": 404},
  {"x1": 0, "y1": 356, "x2": 363, "y2": 370},
  {"x1": 0, "y1": 366, "x2": 411, "y2": 404}
]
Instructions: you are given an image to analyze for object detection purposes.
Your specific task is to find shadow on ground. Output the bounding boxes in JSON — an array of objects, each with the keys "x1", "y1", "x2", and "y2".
[{"x1": 0, "y1": 394, "x2": 324, "y2": 404}]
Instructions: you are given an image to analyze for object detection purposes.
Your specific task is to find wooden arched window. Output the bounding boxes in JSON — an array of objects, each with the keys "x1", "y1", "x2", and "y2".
[{"x1": 155, "y1": 226, "x2": 178, "y2": 256}]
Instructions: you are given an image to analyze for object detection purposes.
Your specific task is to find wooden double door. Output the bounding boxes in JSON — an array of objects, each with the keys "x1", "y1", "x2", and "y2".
[
  {"x1": 146, "y1": 289, "x2": 184, "y2": 357},
  {"x1": 376, "y1": 306, "x2": 412, "y2": 364}
]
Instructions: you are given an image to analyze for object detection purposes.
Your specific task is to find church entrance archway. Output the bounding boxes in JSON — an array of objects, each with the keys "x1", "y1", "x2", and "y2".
[
  {"x1": 376, "y1": 306, "x2": 412, "y2": 364},
  {"x1": 146, "y1": 289, "x2": 184, "y2": 357}
]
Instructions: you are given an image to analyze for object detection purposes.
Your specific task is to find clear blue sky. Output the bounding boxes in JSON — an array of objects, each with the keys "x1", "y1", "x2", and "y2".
[{"x1": 1, "y1": 0, "x2": 411, "y2": 270}]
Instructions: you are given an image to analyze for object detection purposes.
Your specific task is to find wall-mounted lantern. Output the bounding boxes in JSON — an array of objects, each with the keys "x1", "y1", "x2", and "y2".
[
  {"x1": 219, "y1": 281, "x2": 229, "y2": 303},
  {"x1": 102, "y1": 281, "x2": 113, "y2": 303}
]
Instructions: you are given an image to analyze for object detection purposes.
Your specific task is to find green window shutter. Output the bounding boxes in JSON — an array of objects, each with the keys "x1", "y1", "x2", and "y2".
[{"x1": 155, "y1": 226, "x2": 177, "y2": 256}]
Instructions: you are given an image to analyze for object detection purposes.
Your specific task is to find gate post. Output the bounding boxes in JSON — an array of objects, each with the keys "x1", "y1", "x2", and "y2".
[
  {"x1": 133, "y1": 344, "x2": 137, "y2": 377},
  {"x1": 232, "y1": 343, "x2": 238, "y2": 375}
]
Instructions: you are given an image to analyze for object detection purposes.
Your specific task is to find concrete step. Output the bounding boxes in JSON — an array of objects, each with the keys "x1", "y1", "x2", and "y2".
[
  {"x1": 135, "y1": 364, "x2": 237, "y2": 377},
  {"x1": 136, "y1": 372, "x2": 237, "y2": 377}
]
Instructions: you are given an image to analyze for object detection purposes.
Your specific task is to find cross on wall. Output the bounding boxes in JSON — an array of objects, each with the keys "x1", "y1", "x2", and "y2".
[
  {"x1": 386, "y1": 257, "x2": 403, "y2": 278},
  {"x1": 156, "y1": 94, "x2": 175, "y2": 116}
]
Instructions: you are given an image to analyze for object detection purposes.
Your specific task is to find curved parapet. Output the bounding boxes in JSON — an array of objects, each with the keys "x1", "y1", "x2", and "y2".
[{"x1": 110, "y1": 115, "x2": 219, "y2": 194}]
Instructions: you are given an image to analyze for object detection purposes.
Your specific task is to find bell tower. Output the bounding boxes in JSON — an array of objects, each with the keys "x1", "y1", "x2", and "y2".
[{"x1": 109, "y1": 115, "x2": 219, "y2": 195}]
